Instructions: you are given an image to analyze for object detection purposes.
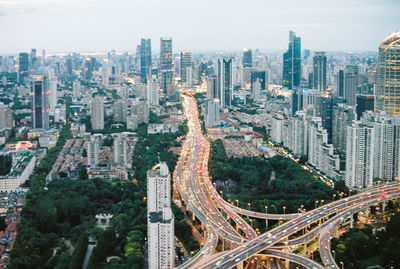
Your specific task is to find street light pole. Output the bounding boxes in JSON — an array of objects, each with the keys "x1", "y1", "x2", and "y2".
[{"x1": 265, "y1": 205, "x2": 268, "y2": 228}]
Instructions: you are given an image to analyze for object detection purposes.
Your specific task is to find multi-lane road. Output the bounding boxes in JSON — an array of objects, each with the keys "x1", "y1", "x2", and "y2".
[{"x1": 175, "y1": 93, "x2": 400, "y2": 269}]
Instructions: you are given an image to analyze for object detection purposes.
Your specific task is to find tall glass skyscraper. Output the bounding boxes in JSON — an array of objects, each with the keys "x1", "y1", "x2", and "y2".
[
  {"x1": 376, "y1": 32, "x2": 400, "y2": 117},
  {"x1": 160, "y1": 37, "x2": 172, "y2": 71},
  {"x1": 31, "y1": 75, "x2": 50, "y2": 129},
  {"x1": 242, "y1": 48, "x2": 252, "y2": 68},
  {"x1": 283, "y1": 31, "x2": 301, "y2": 90},
  {"x1": 140, "y1": 38, "x2": 152, "y2": 83},
  {"x1": 180, "y1": 50, "x2": 192, "y2": 83},
  {"x1": 312, "y1": 52, "x2": 327, "y2": 92},
  {"x1": 18, "y1": 52, "x2": 29, "y2": 84},
  {"x1": 160, "y1": 37, "x2": 173, "y2": 94},
  {"x1": 218, "y1": 57, "x2": 233, "y2": 108}
]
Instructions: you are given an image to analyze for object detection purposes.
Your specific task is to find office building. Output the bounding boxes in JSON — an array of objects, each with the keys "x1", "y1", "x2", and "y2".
[
  {"x1": 376, "y1": 32, "x2": 400, "y2": 117},
  {"x1": 140, "y1": 38, "x2": 152, "y2": 83},
  {"x1": 18, "y1": 53, "x2": 29, "y2": 83},
  {"x1": 292, "y1": 89, "x2": 304, "y2": 117},
  {"x1": 207, "y1": 75, "x2": 218, "y2": 99},
  {"x1": 356, "y1": 94, "x2": 375, "y2": 120},
  {"x1": 242, "y1": 48, "x2": 252, "y2": 68},
  {"x1": 217, "y1": 57, "x2": 233, "y2": 108},
  {"x1": 283, "y1": 31, "x2": 301, "y2": 89},
  {"x1": 337, "y1": 70, "x2": 344, "y2": 98},
  {"x1": 344, "y1": 64, "x2": 359, "y2": 106},
  {"x1": 250, "y1": 71, "x2": 266, "y2": 91},
  {"x1": 312, "y1": 52, "x2": 327, "y2": 92},
  {"x1": 160, "y1": 37, "x2": 174, "y2": 94},
  {"x1": 160, "y1": 37, "x2": 172, "y2": 71},
  {"x1": 91, "y1": 97, "x2": 104, "y2": 130},
  {"x1": 205, "y1": 98, "x2": 220, "y2": 128},
  {"x1": 30, "y1": 48, "x2": 37, "y2": 68},
  {"x1": 31, "y1": 75, "x2": 50, "y2": 130},
  {"x1": 147, "y1": 162, "x2": 174, "y2": 269},
  {"x1": 180, "y1": 50, "x2": 192, "y2": 83},
  {"x1": 160, "y1": 70, "x2": 173, "y2": 95}
]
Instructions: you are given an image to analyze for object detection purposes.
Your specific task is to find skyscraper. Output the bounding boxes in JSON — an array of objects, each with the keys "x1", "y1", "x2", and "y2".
[
  {"x1": 344, "y1": 64, "x2": 359, "y2": 106},
  {"x1": 160, "y1": 37, "x2": 174, "y2": 94},
  {"x1": 160, "y1": 37, "x2": 172, "y2": 71},
  {"x1": 218, "y1": 57, "x2": 233, "y2": 108},
  {"x1": 337, "y1": 69, "x2": 344, "y2": 98},
  {"x1": 180, "y1": 50, "x2": 192, "y2": 83},
  {"x1": 18, "y1": 53, "x2": 29, "y2": 84},
  {"x1": 250, "y1": 71, "x2": 266, "y2": 90},
  {"x1": 140, "y1": 38, "x2": 152, "y2": 83},
  {"x1": 147, "y1": 162, "x2": 174, "y2": 269},
  {"x1": 242, "y1": 48, "x2": 252, "y2": 68},
  {"x1": 376, "y1": 32, "x2": 400, "y2": 117},
  {"x1": 282, "y1": 31, "x2": 301, "y2": 90},
  {"x1": 207, "y1": 75, "x2": 218, "y2": 99},
  {"x1": 31, "y1": 75, "x2": 50, "y2": 129},
  {"x1": 30, "y1": 48, "x2": 37, "y2": 68},
  {"x1": 91, "y1": 97, "x2": 104, "y2": 130},
  {"x1": 312, "y1": 52, "x2": 327, "y2": 92},
  {"x1": 356, "y1": 94, "x2": 375, "y2": 120}
]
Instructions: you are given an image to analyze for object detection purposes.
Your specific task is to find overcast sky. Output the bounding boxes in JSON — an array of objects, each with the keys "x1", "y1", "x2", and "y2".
[{"x1": 0, "y1": 0, "x2": 399, "y2": 54}]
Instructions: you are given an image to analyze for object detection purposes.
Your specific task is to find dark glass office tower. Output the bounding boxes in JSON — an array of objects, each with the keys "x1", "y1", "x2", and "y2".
[
  {"x1": 356, "y1": 94, "x2": 375, "y2": 120},
  {"x1": 160, "y1": 37, "x2": 172, "y2": 71},
  {"x1": 337, "y1": 70, "x2": 344, "y2": 98},
  {"x1": 282, "y1": 31, "x2": 301, "y2": 90},
  {"x1": 160, "y1": 37, "x2": 173, "y2": 93},
  {"x1": 31, "y1": 75, "x2": 50, "y2": 129},
  {"x1": 140, "y1": 38, "x2": 152, "y2": 83},
  {"x1": 18, "y1": 52, "x2": 29, "y2": 83},
  {"x1": 218, "y1": 58, "x2": 233, "y2": 108},
  {"x1": 242, "y1": 48, "x2": 252, "y2": 68},
  {"x1": 312, "y1": 52, "x2": 327, "y2": 92},
  {"x1": 344, "y1": 64, "x2": 359, "y2": 106},
  {"x1": 250, "y1": 71, "x2": 266, "y2": 90},
  {"x1": 180, "y1": 50, "x2": 192, "y2": 83}
]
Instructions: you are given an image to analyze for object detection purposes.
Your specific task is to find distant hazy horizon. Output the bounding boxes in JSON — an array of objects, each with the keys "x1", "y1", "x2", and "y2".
[{"x1": 0, "y1": 0, "x2": 399, "y2": 54}]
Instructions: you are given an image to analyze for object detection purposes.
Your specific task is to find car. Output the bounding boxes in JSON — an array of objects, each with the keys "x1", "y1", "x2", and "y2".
[
  {"x1": 260, "y1": 241, "x2": 265, "y2": 245},
  {"x1": 235, "y1": 258, "x2": 240, "y2": 262}
]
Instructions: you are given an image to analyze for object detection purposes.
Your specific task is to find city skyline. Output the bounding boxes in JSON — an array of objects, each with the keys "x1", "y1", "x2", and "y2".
[{"x1": 0, "y1": 0, "x2": 399, "y2": 54}]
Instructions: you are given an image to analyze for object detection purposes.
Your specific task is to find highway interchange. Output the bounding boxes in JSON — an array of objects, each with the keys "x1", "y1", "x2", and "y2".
[{"x1": 174, "y1": 93, "x2": 400, "y2": 269}]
